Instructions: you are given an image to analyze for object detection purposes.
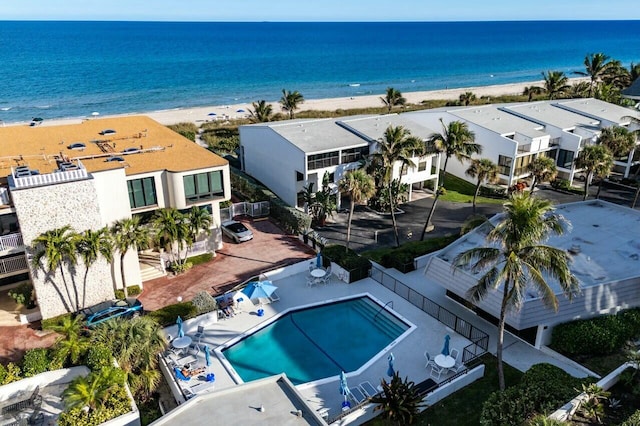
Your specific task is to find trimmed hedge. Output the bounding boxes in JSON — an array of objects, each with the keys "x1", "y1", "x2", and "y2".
[
  {"x1": 41, "y1": 313, "x2": 74, "y2": 330},
  {"x1": 85, "y1": 344, "x2": 114, "y2": 372},
  {"x1": 363, "y1": 235, "x2": 458, "y2": 273},
  {"x1": 551, "y1": 308, "x2": 640, "y2": 356},
  {"x1": 188, "y1": 252, "x2": 214, "y2": 266},
  {"x1": 145, "y1": 302, "x2": 198, "y2": 327},
  {"x1": 114, "y1": 285, "x2": 142, "y2": 299},
  {"x1": 322, "y1": 244, "x2": 372, "y2": 283},
  {"x1": 480, "y1": 363, "x2": 588, "y2": 426},
  {"x1": 20, "y1": 348, "x2": 50, "y2": 377},
  {"x1": 622, "y1": 410, "x2": 640, "y2": 426}
]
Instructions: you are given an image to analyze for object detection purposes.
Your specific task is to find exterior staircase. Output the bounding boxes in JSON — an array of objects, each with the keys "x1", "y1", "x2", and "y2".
[{"x1": 138, "y1": 252, "x2": 167, "y2": 282}]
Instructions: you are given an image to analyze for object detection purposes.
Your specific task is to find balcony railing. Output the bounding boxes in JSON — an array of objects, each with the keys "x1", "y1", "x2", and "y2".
[
  {"x1": 10, "y1": 160, "x2": 89, "y2": 189},
  {"x1": 0, "y1": 232, "x2": 24, "y2": 252},
  {"x1": 0, "y1": 187, "x2": 10, "y2": 206},
  {"x1": 0, "y1": 255, "x2": 28, "y2": 276}
]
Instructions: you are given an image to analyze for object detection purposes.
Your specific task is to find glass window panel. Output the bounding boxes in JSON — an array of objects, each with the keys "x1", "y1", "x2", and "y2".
[
  {"x1": 127, "y1": 181, "x2": 135, "y2": 207},
  {"x1": 197, "y1": 173, "x2": 210, "y2": 193},
  {"x1": 143, "y1": 178, "x2": 157, "y2": 205},
  {"x1": 183, "y1": 175, "x2": 196, "y2": 197},
  {"x1": 209, "y1": 171, "x2": 222, "y2": 192},
  {"x1": 132, "y1": 180, "x2": 145, "y2": 208}
]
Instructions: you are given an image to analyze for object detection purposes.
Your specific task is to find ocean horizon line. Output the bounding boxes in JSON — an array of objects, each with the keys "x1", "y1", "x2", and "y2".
[{"x1": 1, "y1": 19, "x2": 639, "y2": 23}]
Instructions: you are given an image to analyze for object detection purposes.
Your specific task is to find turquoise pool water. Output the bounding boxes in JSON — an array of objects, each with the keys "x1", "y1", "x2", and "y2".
[{"x1": 222, "y1": 296, "x2": 409, "y2": 385}]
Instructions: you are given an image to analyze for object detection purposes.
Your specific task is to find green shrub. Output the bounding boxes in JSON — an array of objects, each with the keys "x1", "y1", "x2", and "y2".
[
  {"x1": 58, "y1": 386, "x2": 131, "y2": 426},
  {"x1": 21, "y1": 348, "x2": 50, "y2": 377},
  {"x1": 0, "y1": 362, "x2": 21, "y2": 385},
  {"x1": 551, "y1": 312, "x2": 638, "y2": 356},
  {"x1": 363, "y1": 235, "x2": 458, "y2": 272},
  {"x1": 622, "y1": 409, "x2": 640, "y2": 426},
  {"x1": 146, "y1": 302, "x2": 197, "y2": 327},
  {"x1": 115, "y1": 285, "x2": 142, "y2": 299},
  {"x1": 191, "y1": 291, "x2": 218, "y2": 314},
  {"x1": 41, "y1": 313, "x2": 74, "y2": 330},
  {"x1": 480, "y1": 363, "x2": 588, "y2": 426},
  {"x1": 167, "y1": 122, "x2": 198, "y2": 142},
  {"x1": 187, "y1": 252, "x2": 213, "y2": 266},
  {"x1": 85, "y1": 344, "x2": 113, "y2": 371},
  {"x1": 619, "y1": 308, "x2": 640, "y2": 337},
  {"x1": 8, "y1": 283, "x2": 35, "y2": 308},
  {"x1": 322, "y1": 244, "x2": 372, "y2": 283}
]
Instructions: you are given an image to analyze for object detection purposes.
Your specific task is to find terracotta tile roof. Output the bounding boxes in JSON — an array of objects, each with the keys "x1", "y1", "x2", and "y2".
[{"x1": 0, "y1": 116, "x2": 227, "y2": 177}]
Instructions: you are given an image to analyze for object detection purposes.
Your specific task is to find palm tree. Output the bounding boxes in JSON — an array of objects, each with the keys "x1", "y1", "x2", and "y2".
[
  {"x1": 338, "y1": 169, "x2": 375, "y2": 249},
  {"x1": 153, "y1": 208, "x2": 190, "y2": 267},
  {"x1": 75, "y1": 228, "x2": 113, "y2": 309},
  {"x1": 371, "y1": 372, "x2": 424, "y2": 425},
  {"x1": 598, "y1": 126, "x2": 636, "y2": 160},
  {"x1": 575, "y1": 53, "x2": 613, "y2": 97},
  {"x1": 541, "y1": 71, "x2": 570, "y2": 100},
  {"x1": 63, "y1": 367, "x2": 124, "y2": 412},
  {"x1": 527, "y1": 156, "x2": 558, "y2": 193},
  {"x1": 453, "y1": 193, "x2": 579, "y2": 390},
  {"x1": 280, "y1": 89, "x2": 304, "y2": 119},
  {"x1": 32, "y1": 225, "x2": 79, "y2": 313},
  {"x1": 570, "y1": 81, "x2": 591, "y2": 98},
  {"x1": 465, "y1": 158, "x2": 499, "y2": 211},
  {"x1": 372, "y1": 126, "x2": 420, "y2": 247},
  {"x1": 574, "y1": 144, "x2": 614, "y2": 201},
  {"x1": 49, "y1": 315, "x2": 88, "y2": 365},
  {"x1": 523, "y1": 85, "x2": 542, "y2": 102},
  {"x1": 111, "y1": 217, "x2": 149, "y2": 298},
  {"x1": 420, "y1": 119, "x2": 481, "y2": 240},
  {"x1": 380, "y1": 87, "x2": 407, "y2": 114},
  {"x1": 249, "y1": 100, "x2": 273, "y2": 123},
  {"x1": 459, "y1": 91, "x2": 476, "y2": 106},
  {"x1": 187, "y1": 206, "x2": 213, "y2": 252}
]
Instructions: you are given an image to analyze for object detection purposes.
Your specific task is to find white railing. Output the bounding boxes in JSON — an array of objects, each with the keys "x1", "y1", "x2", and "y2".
[
  {"x1": 10, "y1": 160, "x2": 89, "y2": 189},
  {"x1": 0, "y1": 187, "x2": 10, "y2": 206},
  {"x1": 187, "y1": 240, "x2": 208, "y2": 256},
  {"x1": 0, "y1": 255, "x2": 28, "y2": 275},
  {"x1": 0, "y1": 232, "x2": 24, "y2": 251}
]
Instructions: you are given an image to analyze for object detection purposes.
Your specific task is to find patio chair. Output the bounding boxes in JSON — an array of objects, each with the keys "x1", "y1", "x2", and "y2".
[
  {"x1": 187, "y1": 343, "x2": 201, "y2": 356},
  {"x1": 424, "y1": 351, "x2": 435, "y2": 369},
  {"x1": 193, "y1": 325, "x2": 205, "y2": 343},
  {"x1": 306, "y1": 276, "x2": 316, "y2": 287},
  {"x1": 348, "y1": 387, "x2": 366, "y2": 405},
  {"x1": 430, "y1": 364, "x2": 444, "y2": 381},
  {"x1": 359, "y1": 381, "x2": 378, "y2": 398},
  {"x1": 450, "y1": 363, "x2": 467, "y2": 375},
  {"x1": 450, "y1": 348, "x2": 460, "y2": 363},
  {"x1": 269, "y1": 292, "x2": 280, "y2": 303}
]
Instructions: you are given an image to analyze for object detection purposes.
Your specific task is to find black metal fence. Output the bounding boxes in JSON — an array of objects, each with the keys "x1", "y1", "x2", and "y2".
[{"x1": 369, "y1": 265, "x2": 489, "y2": 364}]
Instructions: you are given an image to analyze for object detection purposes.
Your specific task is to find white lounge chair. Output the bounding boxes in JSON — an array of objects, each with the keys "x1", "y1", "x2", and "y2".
[
  {"x1": 193, "y1": 325, "x2": 205, "y2": 343},
  {"x1": 269, "y1": 292, "x2": 280, "y2": 303},
  {"x1": 348, "y1": 387, "x2": 365, "y2": 405},
  {"x1": 359, "y1": 381, "x2": 378, "y2": 398}
]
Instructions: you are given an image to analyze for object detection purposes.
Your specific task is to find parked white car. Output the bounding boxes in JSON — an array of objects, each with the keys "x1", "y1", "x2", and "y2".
[{"x1": 221, "y1": 220, "x2": 254, "y2": 243}]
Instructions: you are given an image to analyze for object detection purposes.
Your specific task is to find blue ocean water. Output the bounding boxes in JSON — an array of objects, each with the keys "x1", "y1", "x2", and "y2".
[{"x1": 0, "y1": 20, "x2": 639, "y2": 122}]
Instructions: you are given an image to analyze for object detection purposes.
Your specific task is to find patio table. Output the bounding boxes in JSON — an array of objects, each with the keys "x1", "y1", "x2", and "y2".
[
  {"x1": 310, "y1": 268, "x2": 326, "y2": 278},
  {"x1": 434, "y1": 354, "x2": 455, "y2": 369},
  {"x1": 172, "y1": 336, "x2": 192, "y2": 350}
]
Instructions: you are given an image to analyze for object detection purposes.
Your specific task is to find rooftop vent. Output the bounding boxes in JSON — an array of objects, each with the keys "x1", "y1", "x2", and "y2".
[
  {"x1": 123, "y1": 147, "x2": 140, "y2": 154},
  {"x1": 67, "y1": 142, "x2": 86, "y2": 150},
  {"x1": 100, "y1": 129, "x2": 117, "y2": 135},
  {"x1": 105, "y1": 156, "x2": 125, "y2": 162}
]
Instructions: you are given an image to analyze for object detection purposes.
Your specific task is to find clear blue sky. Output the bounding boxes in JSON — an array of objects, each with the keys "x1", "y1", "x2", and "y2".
[{"x1": 1, "y1": 0, "x2": 639, "y2": 21}]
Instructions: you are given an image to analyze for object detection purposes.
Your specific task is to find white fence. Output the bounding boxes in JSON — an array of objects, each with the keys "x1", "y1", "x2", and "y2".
[
  {"x1": 0, "y1": 232, "x2": 24, "y2": 252},
  {"x1": 0, "y1": 255, "x2": 28, "y2": 276},
  {"x1": 220, "y1": 201, "x2": 270, "y2": 222}
]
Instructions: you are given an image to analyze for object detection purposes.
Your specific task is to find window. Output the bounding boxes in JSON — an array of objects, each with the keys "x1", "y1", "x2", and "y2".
[
  {"x1": 296, "y1": 171, "x2": 304, "y2": 181},
  {"x1": 514, "y1": 154, "x2": 535, "y2": 176},
  {"x1": 127, "y1": 177, "x2": 157, "y2": 209},
  {"x1": 498, "y1": 155, "x2": 513, "y2": 175},
  {"x1": 418, "y1": 161, "x2": 427, "y2": 172},
  {"x1": 183, "y1": 170, "x2": 224, "y2": 203},
  {"x1": 341, "y1": 146, "x2": 369, "y2": 164},
  {"x1": 556, "y1": 149, "x2": 574, "y2": 169},
  {"x1": 296, "y1": 191, "x2": 306, "y2": 208},
  {"x1": 307, "y1": 151, "x2": 339, "y2": 170}
]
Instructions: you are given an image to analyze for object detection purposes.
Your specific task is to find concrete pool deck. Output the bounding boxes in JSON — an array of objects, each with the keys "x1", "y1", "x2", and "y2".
[{"x1": 162, "y1": 260, "x2": 473, "y2": 418}]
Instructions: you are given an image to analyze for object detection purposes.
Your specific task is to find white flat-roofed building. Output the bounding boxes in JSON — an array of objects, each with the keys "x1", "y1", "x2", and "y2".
[
  {"x1": 405, "y1": 105, "x2": 552, "y2": 187},
  {"x1": 239, "y1": 115, "x2": 440, "y2": 209},
  {"x1": 424, "y1": 199, "x2": 640, "y2": 348}
]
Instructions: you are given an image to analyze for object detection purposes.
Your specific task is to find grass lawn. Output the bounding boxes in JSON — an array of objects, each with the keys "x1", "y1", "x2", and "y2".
[
  {"x1": 366, "y1": 354, "x2": 523, "y2": 426},
  {"x1": 439, "y1": 174, "x2": 505, "y2": 205},
  {"x1": 361, "y1": 235, "x2": 458, "y2": 265}
]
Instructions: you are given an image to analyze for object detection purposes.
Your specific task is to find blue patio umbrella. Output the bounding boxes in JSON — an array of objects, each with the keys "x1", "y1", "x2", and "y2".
[
  {"x1": 176, "y1": 316, "x2": 184, "y2": 338},
  {"x1": 387, "y1": 352, "x2": 395, "y2": 377},
  {"x1": 441, "y1": 334, "x2": 450, "y2": 356},
  {"x1": 316, "y1": 251, "x2": 322, "y2": 268},
  {"x1": 241, "y1": 280, "x2": 278, "y2": 302},
  {"x1": 339, "y1": 371, "x2": 350, "y2": 404},
  {"x1": 208, "y1": 112, "x2": 217, "y2": 116},
  {"x1": 236, "y1": 109, "x2": 246, "y2": 113}
]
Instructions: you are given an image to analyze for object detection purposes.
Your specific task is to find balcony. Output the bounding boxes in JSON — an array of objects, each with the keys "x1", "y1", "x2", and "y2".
[
  {"x1": 0, "y1": 232, "x2": 24, "y2": 254},
  {"x1": 0, "y1": 255, "x2": 28, "y2": 277},
  {"x1": 9, "y1": 160, "x2": 89, "y2": 190},
  {"x1": 0, "y1": 187, "x2": 10, "y2": 207}
]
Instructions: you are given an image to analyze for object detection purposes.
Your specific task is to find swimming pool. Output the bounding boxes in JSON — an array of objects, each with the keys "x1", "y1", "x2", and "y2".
[{"x1": 219, "y1": 295, "x2": 413, "y2": 385}]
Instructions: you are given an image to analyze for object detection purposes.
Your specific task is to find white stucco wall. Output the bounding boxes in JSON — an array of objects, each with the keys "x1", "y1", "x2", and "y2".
[
  {"x1": 93, "y1": 168, "x2": 132, "y2": 225},
  {"x1": 167, "y1": 165, "x2": 231, "y2": 211},
  {"x1": 240, "y1": 126, "x2": 305, "y2": 206},
  {"x1": 12, "y1": 178, "x2": 116, "y2": 319}
]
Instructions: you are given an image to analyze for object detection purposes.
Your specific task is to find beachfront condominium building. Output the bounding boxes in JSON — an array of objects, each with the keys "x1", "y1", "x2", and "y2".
[
  {"x1": 404, "y1": 98, "x2": 640, "y2": 188},
  {"x1": 0, "y1": 116, "x2": 230, "y2": 319},
  {"x1": 239, "y1": 115, "x2": 441, "y2": 210},
  {"x1": 424, "y1": 199, "x2": 640, "y2": 348}
]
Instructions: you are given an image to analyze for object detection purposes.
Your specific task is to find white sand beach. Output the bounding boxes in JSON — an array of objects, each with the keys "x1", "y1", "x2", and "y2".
[{"x1": 5, "y1": 78, "x2": 588, "y2": 128}]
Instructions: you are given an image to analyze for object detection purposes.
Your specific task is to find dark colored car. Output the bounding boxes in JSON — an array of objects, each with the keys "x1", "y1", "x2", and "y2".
[
  {"x1": 221, "y1": 220, "x2": 254, "y2": 243},
  {"x1": 82, "y1": 298, "x2": 143, "y2": 328}
]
